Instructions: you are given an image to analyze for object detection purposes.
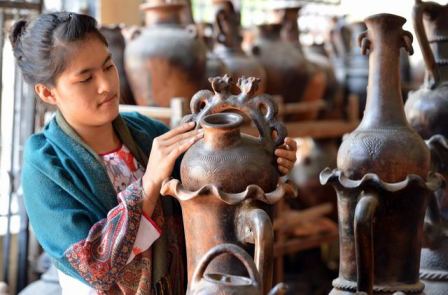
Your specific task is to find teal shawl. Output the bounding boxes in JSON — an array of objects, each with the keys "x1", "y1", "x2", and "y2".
[{"x1": 21, "y1": 111, "x2": 183, "y2": 291}]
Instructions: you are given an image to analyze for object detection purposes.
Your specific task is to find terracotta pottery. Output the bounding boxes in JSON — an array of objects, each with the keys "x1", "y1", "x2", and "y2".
[
  {"x1": 405, "y1": 0, "x2": 448, "y2": 140},
  {"x1": 320, "y1": 13, "x2": 442, "y2": 295},
  {"x1": 99, "y1": 25, "x2": 136, "y2": 105},
  {"x1": 188, "y1": 243, "x2": 288, "y2": 295},
  {"x1": 251, "y1": 23, "x2": 314, "y2": 119},
  {"x1": 188, "y1": 243, "x2": 262, "y2": 295},
  {"x1": 161, "y1": 75, "x2": 296, "y2": 294},
  {"x1": 124, "y1": 0, "x2": 207, "y2": 107},
  {"x1": 212, "y1": 0, "x2": 266, "y2": 94},
  {"x1": 404, "y1": 1, "x2": 448, "y2": 292},
  {"x1": 274, "y1": 4, "x2": 341, "y2": 119}
]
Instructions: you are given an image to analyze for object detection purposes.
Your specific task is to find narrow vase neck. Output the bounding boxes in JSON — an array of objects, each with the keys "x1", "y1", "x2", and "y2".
[{"x1": 360, "y1": 16, "x2": 409, "y2": 129}]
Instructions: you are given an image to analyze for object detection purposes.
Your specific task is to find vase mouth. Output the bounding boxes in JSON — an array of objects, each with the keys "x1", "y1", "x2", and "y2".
[
  {"x1": 204, "y1": 273, "x2": 254, "y2": 286},
  {"x1": 200, "y1": 112, "x2": 243, "y2": 130},
  {"x1": 364, "y1": 13, "x2": 406, "y2": 27}
]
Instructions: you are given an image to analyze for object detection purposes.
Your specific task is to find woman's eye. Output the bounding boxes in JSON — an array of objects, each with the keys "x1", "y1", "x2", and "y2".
[
  {"x1": 105, "y1": 64, "x2": 115, "y2": 71},
  {"x1": 80, "y1": 76, "x2": 92, "y2": 83}
]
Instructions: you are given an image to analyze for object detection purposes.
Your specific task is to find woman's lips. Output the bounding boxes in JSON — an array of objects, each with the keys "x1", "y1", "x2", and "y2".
[{"x1": 99, "y1": 94, "x2": 117, "y2": 105}]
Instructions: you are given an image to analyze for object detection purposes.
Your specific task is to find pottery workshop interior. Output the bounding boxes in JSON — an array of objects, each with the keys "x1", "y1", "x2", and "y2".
[{"x1": 2, "y1": 0, "x2": 448, "y2": 294}]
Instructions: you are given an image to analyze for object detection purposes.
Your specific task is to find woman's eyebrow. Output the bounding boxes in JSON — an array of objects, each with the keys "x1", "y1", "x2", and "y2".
[{"x1": 75, "y1": 54, "x2": 112, "y2": 76}]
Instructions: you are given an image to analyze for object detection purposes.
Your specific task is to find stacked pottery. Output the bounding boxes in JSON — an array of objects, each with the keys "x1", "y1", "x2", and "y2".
[
  {"x1": 124, "y1": 0, "x2": 207, "y2": 107},
  {"x1": 161, "y1": 75, "x2": 296, "y2": 294},
  {"x1": 250, "y1": 21, "x2": 315, "y2": 120},
  {"x1": 404, "y1": 1, "x2": 448, "y2": 293},
  {"x1": 275, "y1": 4, "x2": 341, "y2": 119},
  {"x1": 212, "y1": 0, "x2": 266, "y2": 94},
  {"x1": 320, "y1": 13, "x2": 442, "y2": 295},
  {"x1": 99, "y1": 25, "x2": 136, "y2": 105}
]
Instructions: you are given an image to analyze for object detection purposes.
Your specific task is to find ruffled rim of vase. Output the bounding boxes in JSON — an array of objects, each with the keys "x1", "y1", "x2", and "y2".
[
  {"x1": 319, "y1": 168, "x2": 444, "y2": 192},
  {"x1": 160, "y1": 178, "x2": 297, "y2": 205}
]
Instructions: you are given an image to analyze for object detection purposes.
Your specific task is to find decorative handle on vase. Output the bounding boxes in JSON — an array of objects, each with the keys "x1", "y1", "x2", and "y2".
[
  {"x1": 186, "y1": 74, "x2": 287, "y2": 152},
  {"x1": 413, "y1": 0, "x2": 440, "y2": 88},
  {"x1": 190, "y1": 243, "x2": 262, "y2": 289},
  {"x1": 354, "y1": 191, "x2": 379, "y2": 295},
  {"x1": 215, "y1": 7, "x2": 232, "y2": 47},
  {"x1": 236, "y1": 206, "x2": 274, "y2": 295}
]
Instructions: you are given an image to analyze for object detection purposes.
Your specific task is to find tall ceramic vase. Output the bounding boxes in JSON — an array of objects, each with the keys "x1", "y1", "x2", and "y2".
[
  {"x1": 212, "y1": 0, "x2": 267, "y2": 94},
  {"x1": 321, "y1": 13, "x2": 441, "y2": 295},
  {"x1": 161, "y1": 75, "x2": 296, "y2": 294},
  {"x1": 124, "y1": 0, "x2": 207, "y2": 107},
  {"x1": 404, "y1": 1, "x2": 448, "y2": 293}
]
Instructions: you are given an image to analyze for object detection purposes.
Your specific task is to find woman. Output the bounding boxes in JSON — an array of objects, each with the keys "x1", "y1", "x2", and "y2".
[{"x1": 11, "y1": 12, "x2": 297, "y2": 294}]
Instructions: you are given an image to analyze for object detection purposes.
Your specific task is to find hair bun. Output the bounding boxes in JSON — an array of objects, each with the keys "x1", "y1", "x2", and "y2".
[{"x1": 9, "y1": 19, "x2": 28, "y2": 48}]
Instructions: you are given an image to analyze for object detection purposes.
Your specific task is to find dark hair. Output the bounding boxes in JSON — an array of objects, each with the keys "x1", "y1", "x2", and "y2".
[{"x1": 9, "y1": 12, "x2": 108, "y2": 86}]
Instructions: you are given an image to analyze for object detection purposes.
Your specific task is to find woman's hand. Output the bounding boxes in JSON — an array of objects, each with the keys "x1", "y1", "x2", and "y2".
[
  {"x1": 274, "y1": 137, "x2": 298, "y2": 175},
  {"x1": 141, "y1": 122, "x2": 203, "y2": 215}
]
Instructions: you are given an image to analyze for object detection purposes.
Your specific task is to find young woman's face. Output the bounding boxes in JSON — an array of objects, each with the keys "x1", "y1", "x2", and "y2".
[{"x1": 51, "y1": 34, "x2": 120, "y2": 128}]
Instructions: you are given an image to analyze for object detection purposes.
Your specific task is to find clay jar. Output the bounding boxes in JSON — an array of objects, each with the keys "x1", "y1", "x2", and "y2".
[
  {"x1": 337, "y1": 16, "x2": 429, "y2": 182},
  {"x1": 251, "y1": 24, "x2": 313, "y2": 116},
  {"x1": 181, "y1": 113, "x2": 277, "y2": 193},
  {"x1": 212, "y1": 1, "x2": 266, "y2": 94},
  {"x1": 405, "y1": 1, "x2": 448, "y2": 140},
  {"x1": 124, "y1": 0, "x2": 207, "y2": 107},
  {"x1": 321, "y1": 14, "x2": 440, "y2": 295}
]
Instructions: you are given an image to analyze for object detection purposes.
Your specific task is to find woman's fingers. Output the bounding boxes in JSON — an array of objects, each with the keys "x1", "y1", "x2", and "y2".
[
  {"x1": 162, "y1": 128, "x2": 203, "y2": 147},
  {"x1": 158, "y1": 121, "x2": 196, "y2": 140},
  {"x1": 168, "y1": 131, "x2": 204, "y2": 159},
  {"x1": 277, "y1": 157, "x2": 294, "y2": 170},
  {"x1": 274, "y1": 148, "x2": 297, "y2": 162},
  {"x1": 284, "y1": 137, "x2": 297, "y2": 151},
  {"x1": 278, "y1": 166, "x2": 289, "y2": 175}
]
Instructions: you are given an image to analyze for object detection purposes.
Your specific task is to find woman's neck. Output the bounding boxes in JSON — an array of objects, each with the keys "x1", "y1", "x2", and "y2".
[{"x1": 69, "y1": 119, "x2": 121, "y2": 154}]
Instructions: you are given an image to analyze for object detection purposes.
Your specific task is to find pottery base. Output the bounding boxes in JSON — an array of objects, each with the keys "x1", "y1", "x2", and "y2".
[{"x1": 330, "y1": 278, "x2": 424, "y2": 295}]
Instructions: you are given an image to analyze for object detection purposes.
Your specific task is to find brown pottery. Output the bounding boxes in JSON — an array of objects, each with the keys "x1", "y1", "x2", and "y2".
[
  {"x1": 275, "y1": 5, "x2": 341, "y2": 119},
  {"x1": 212, "y1": 0, "x2": 266, "y2": 94},
  {"x1": 124, "y1": 0, "x2": 207, "y2": 107},
  {"x1": 321, "y1": 13, "x2": 442, "y2": 295},
  {"x1": 250, "y1": 23, "x2": 315, "y2": 119},
  {"x1": 161, "y1": 75, "x2": 296, "y2": 294},
  {"x1": 404, "y1": 2, "x2": 448, "y2": 292},
  {"x1": 188, "y1": 243, "x2": 288, "y2": 295}
]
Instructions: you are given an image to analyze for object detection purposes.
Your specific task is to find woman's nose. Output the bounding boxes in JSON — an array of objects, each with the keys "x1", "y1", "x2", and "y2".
[{"x1": 96, "y1": 72, "x2": 112, "y2": 95}]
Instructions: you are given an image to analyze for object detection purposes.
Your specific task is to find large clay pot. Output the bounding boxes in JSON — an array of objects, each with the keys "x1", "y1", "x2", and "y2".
[
  {"x1": 161, "y1": 75, "x2": 296, "y2": 294},
  {"x1": 404, "y1": 2, "x2": 448, "y2": 292},
  {"x1": 212, "y1": 0, "x2": 266, "y2": 94},
  {"x1": 405, "y1": 0, "x2": 448, "y2": 140},
  {"x1": 99, "y1": 25, "x2": 136, "y2": 105},
  {"x1": 124, "y1": 0, "x2": 207, "y2": 107},
  {"x1": 321, "y1": 14, "x2": 441, "y2": 295},
  {"x1": 251, "y1": 23, "x2": 314, "y2": 118},
  {"x1": 274, "y1": 4, "x2": 341, "y2": 119}
]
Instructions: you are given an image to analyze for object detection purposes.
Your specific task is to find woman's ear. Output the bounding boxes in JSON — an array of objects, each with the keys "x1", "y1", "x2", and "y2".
[{"x1": 35, "y1": 83, "x2": 57, "y2": 105}]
